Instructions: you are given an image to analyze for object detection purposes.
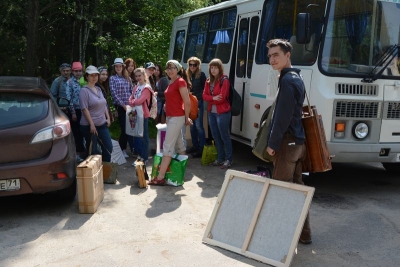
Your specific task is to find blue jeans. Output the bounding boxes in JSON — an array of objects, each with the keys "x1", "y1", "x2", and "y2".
[
  {"x1": 190, "y1": 99, "x2": 205, "y2": 150},
  {"x1": 80, "y1": 123, "x2": 113, "y2": 162},
  {"x1": 141, "y1": 118, "x2": 149, "y2": 161},
  {"x1": 208, "y1": 111, "x2": 232, "y2": 162},
  {"x1": 157, "y1": 96, "x2": 165, "y2": 117},
  {"x1": 133, "y1": 137, "x2": 142, "y2": 155}
]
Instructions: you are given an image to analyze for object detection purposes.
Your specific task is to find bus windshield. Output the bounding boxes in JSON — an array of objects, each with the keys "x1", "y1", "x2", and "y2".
[{"x1": 321, "y1": 0, "x2": 400, "y2": 78}]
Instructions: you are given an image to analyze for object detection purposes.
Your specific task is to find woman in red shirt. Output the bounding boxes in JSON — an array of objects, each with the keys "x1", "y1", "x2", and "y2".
[
  {"x1": 150, "y1": 60, "x2": 192, "y2": 185},
  {"x1": 202, "y1": 58, "x2": 233, "y2": 169}
]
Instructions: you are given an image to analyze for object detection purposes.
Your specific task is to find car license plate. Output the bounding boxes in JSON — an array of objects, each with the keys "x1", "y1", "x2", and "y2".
[{"x1": 0, "y1": 179, "x2": 20, "y2": 191}]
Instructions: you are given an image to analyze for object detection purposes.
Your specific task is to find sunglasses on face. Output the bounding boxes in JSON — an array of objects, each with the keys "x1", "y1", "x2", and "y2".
[{"x1": 189, "y1": 63, "x2": 197, "y2": 67}]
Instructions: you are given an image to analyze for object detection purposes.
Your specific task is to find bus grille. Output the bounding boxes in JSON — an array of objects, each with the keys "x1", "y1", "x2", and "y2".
[
  {"x1": 335, "y1": 101, "x2": 381, "y2": 118},
  {"x1": 336, "y1": 83, "x2": 378, "y2": 96},
  {"x1": 384, "y1": 102, "x2": 400, "y2": 119}
]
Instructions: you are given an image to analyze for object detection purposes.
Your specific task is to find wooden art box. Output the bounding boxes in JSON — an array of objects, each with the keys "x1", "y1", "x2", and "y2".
[{"x1": 76, "y1": 155, "x2": 104, "y2": 214}]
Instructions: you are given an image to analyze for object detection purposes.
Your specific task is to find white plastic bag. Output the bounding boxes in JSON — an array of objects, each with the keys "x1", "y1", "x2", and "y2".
[{"x1": 126, "y1": 105, "x2": 144, "y2": 137}]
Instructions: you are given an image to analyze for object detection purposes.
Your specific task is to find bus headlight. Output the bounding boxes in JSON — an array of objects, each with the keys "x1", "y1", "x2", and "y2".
[{"x1": 353, "y1": 122, "x2": 368, "y2": 139}]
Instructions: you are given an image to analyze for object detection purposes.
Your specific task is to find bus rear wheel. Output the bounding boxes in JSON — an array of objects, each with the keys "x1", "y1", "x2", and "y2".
[{"x1": 382, "y1": 163, "x2": 400, "y2": 173}]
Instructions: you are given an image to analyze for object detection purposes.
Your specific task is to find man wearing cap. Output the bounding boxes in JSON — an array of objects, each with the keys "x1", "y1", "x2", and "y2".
[
  {"x1": 66, "y1": 61, "x2": 85, "y2": 153},
  {"x1": 50, "y1": 63, "x2": 71, "y2": 103}
]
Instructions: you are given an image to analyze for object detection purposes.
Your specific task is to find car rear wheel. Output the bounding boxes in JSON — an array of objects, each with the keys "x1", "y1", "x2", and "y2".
[
  {"x1": 57, "y1": 178, "x2": 77, "y2": 201},
  {"x1": 382, "y1": 163, "x2": 400, "y2": 173}
]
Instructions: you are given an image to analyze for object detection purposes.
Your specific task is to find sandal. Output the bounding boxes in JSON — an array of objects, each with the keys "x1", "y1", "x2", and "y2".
[{"x1": 148, "y1": 177, "x2": 166, "y2": 186}]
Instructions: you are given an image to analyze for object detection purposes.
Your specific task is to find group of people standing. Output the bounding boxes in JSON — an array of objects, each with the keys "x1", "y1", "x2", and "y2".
[
  {"x1": 49, "y1": 56, "x2": 234, "y2": 175},
  {"x1": 49, "y1": 38, "x2": 311, "y2": 244},
  {"x1": 50, "y1": 62, "x2": 113, "y2": 163}
]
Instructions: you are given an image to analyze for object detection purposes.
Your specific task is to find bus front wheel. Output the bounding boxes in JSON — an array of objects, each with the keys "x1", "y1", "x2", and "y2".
[{"x1": 382, "y1": 163, "x2": 400, "y2": 173}]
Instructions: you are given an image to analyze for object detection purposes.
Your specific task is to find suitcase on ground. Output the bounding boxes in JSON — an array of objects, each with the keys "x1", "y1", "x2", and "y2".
[
  {"x1": 135, "y1": 160, "x2": 148, "y2": 188},
  {"x1": 76, "y1": 155, "x2": 104, "y2": 213}
]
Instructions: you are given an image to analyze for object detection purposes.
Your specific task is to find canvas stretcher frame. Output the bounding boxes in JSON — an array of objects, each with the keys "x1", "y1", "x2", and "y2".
[{"x1": 202, "y1": 170, "x2": 314, "y2": 267}]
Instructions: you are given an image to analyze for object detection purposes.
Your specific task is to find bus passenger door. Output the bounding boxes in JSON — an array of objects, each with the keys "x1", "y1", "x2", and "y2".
[{"x1": 231, "y1": 12, "x2": 260, "y2": 143}]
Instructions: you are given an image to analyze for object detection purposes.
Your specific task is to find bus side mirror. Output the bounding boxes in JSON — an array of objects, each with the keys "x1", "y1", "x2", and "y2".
[{"x1": 296, "y1": 13, "x2": 311, "y2": 44}]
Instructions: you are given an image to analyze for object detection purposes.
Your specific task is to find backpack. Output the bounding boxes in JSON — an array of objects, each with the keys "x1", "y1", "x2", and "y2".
[
  {"x1": 146, "y1": 87, "x2": 157, "y2": 119},
  {"x1": 220, "y1": 76, "x2": 241, "y2": 116},
  {"x1": 189, "y1": 92, "x2": 199, "y2": 120}
]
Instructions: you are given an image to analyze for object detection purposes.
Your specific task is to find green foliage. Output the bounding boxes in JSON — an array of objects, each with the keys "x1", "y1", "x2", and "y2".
[
  {"x1": 109, "y1": 119, "x2": 121, "y2": 140},
  {"x1": 0, "y1": 1, "x2": 27, "y2": 75},
  {"x1": 0, "y1": 0, "x2": 213, "y2": 80},
  {"x1": 95, "y1": 0, "x2": 211, "y2": 67}
]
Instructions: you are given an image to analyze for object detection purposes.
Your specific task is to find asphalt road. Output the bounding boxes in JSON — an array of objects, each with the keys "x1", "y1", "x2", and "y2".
[{"x1": 1, "y1": 140, "x2": 399, "y2": 267}]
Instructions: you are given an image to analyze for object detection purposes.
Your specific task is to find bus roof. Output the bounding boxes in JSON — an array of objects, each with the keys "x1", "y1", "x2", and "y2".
[{"x1": 174, "y1": 0, "x2": 257, "y2": 20}]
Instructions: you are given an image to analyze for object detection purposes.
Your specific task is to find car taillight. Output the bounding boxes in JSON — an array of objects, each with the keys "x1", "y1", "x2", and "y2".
[
  {"x1": 30, "y1": 121, "x2": 71, "y2": 144},
  {"x1": 56, "y1": 173, "x2": 68, "y2": 179}
]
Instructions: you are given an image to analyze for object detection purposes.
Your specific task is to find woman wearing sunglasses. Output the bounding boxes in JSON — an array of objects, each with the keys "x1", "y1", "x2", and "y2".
[{"x1": 186, "y1": 57, "x2": 207, "y2": 158}]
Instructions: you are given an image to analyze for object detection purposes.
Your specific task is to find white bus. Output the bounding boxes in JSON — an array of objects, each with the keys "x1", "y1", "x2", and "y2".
[{"x1": 168, "y1": 0, "x2": 400, "y2": 172}]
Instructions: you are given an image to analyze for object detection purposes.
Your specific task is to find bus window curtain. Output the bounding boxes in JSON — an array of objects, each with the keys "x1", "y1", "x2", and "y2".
[
  {"x1": 256, "y1": 0, "x2": 279, "y2": 63},
  {"x1": 345, "y1": 13, "x2": 368, "y2": 61},
  {"x1": 213, "y1": 30, "x2": 231, "y2": 44}
]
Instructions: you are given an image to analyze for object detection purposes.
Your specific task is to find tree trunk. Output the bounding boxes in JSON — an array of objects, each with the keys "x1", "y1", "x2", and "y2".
[
  {"x1": 79, "y1": 21, "x2": 90, "y2": 64},
  {"x1": 24, "y1": 0, "x2": 40, "y2": 76},
  {"x1": 96, "y1": 22, "x2": 104, "y2": 66}
]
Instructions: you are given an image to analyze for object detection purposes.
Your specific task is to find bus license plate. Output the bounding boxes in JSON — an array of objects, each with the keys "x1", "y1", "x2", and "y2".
[{"x1": 0, "y1": 179, "x2": 20, "y2": 191}]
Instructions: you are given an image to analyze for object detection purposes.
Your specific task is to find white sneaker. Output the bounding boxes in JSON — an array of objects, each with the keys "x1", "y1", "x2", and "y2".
[
  {"x1": 220, "y1": 160, "x2": 232, "y2": 169},
  {"x1": 122, "y1": 150, "x2": 129, "y2": 158}
]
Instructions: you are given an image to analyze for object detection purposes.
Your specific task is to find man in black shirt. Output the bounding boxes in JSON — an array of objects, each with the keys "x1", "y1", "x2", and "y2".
[{"x1": 266, "y1": 39, "x2": 311, "y2": 244}]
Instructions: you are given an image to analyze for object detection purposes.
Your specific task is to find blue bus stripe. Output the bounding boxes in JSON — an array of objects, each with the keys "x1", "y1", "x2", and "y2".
[{"x1": 250, "y1": 93, "x2": 267, "y2": 99}]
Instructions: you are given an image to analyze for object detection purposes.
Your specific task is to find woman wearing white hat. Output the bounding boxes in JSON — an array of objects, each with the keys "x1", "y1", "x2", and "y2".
[
  {"x1": 109, "y1": 57, "x2": 135, "y2": 158},
  {"x1": 79, "y1": 65, "x2": 113, "y2": 162}
]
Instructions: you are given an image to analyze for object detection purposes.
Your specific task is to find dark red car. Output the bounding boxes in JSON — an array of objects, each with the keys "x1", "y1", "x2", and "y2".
[{"x1": 0, "y1": 77, "x2": 76, "y2": 200}]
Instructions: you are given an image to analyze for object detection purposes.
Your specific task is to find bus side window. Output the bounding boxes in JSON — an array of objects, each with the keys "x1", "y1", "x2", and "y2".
[
  {"x1": 195, "y1": 44, "x2": 204, "y2": 59},
  {"x1": 204, "y1": 9, "x2": 236, "y2": 63},
  {"x1": 215, "y1": 43, "x2": 231, "y2": 63},
  {"x1": 173, "y1": 30, "x2": 186, "y2": 62}
]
